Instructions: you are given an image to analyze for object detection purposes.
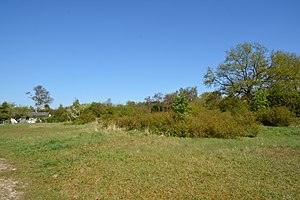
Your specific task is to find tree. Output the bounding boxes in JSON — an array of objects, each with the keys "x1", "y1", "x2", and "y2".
[
  {"x1": 200, "y1": 91, "x2": 222, "y2": 110},
  {"x1": 67, "y1": 99, "x2": 81, "y2": 120},
  {"x1": 268, "y1": 51, "x2": 300, "y2": 91},
  {"x1": 204, "y1": 43, "x2": 300, "y2": 117},
  {"x1": 267, "y1": 51, "x2": 300, "y2": 115},
  {"x1": 177, "y1": 87, "x2": 198, "y2": 102},
  {"x1": 144, "y1": 96, "x2": 152, "y2": 112},
  {"x1": 50, "y1": 104, "x2": 68, "y2": 122},
  {"x1": 172, "y1": 92, "x2": 191, "y2": 119},
  {"x1": 152, "y1": 93, "x2": 163, "y2": 103},
  {"x1": 163, "y1": 92, "x2": 176, "y2": 111},
  {"x1": 26, "y1": 85, "x2": 54, "y2": 112},
  {"x1": 0, "y1": 102, "x2": 11, "y2": 122},
  {"x1": 204, "y1": 42, "x2": 270, "y2": 102},
  {"x1": 144, "y1": 93, "x2": 165, "y2": 112},
  {"x1": 151, "y1": 93, "x2": 164, "y2": 112}
]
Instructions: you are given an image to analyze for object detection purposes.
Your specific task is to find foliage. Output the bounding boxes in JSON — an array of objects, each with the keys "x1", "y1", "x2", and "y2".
[
  {"x1": 268, "y1": 89, "x2": 300, "y2": 117},
  {"x1": 142, "y1": 88, "x2": 198, "y2": 113},
  {"x1": 0, "y1": 102, "x2": 11, "y2": 122},
  {"x1": 267, "y1": 52, "x2": 300, "y2": 116},
  {"x1": 199, "y1": 91, "x2": 222, "y2": 110},
  {"x1": 144, "y1": 93, "x2": 165, "y2": 112},
  {"x1": 67, "y1": 99, "x2": 81, "y2": 121},
  {"x1": 116, "y1": 108, "x2": 259, "y2": 138},
  {"x1": 269, "y1": 51, "x2": 300, "y2": 91},
  {"x1": 171, "y1": 92, "x2": 191, "y2": 119},
  {"x1": 218, "y1": 96, "x2": 249, "y2": 114},
  {"x1": 47, "y1": 104, "x2": 69, "y2": 123},
  {"x1": 116, "y1": 112, "x2": 174, "y2": 133},
  {"x1": 204, "y1": 43, "x2": 270, "y2": 101},
  {"x1": 73, "y1": 112, "x2": 96, "y2": 125},
  {"x1": 11, "y1": 106, "x2": 33, "y2": 119},
  {"x1": 177, "y1": 86, "x2": 198, "y2": 102},
  {"x1": 250, "y1": 88, "x2": 269, "y2": 111},
  {"x1": 204, "y1": 42, "x2": 300, "y2": 121},
  {"x1": 86, "y1": 102, "x2": 105, "y2": 117},
  {"x1": 256, "y1": 106, "x2": 296, "y2": 127},
  {"x1": 26, "y1": 85, "x2": 54, "y2": 112},
  {"x1": 163, "y1": 93, "x2": 176, "y2": 111}
]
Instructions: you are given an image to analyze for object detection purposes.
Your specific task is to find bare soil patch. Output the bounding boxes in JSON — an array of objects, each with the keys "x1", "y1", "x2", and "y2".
[{"x1": 0, "y1": 158, "x2": 23, "y2": 200}]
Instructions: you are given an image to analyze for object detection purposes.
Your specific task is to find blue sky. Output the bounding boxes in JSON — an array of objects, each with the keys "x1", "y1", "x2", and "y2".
[{"x1": 1, "y1": 0, "x2": 300, "y2": 107}]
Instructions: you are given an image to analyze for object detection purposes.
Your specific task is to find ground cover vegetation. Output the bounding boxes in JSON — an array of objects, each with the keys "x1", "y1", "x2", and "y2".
[
  {"x1": 0, "y1": 124, "x2": 299, "y2": 199},
  {"x1": 1, "y1": 43, "x2": 299, "y2": 138}
]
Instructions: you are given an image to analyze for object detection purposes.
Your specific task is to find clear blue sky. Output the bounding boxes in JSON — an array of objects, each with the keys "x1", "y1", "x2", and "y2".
[{"x1": 1, "y1": 0, "x2": 300, "y2": 108}]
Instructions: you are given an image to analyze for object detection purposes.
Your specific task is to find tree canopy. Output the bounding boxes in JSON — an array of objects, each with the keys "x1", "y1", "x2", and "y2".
[
  {"x1": 204, "y1": 42, "x2": 300, "y2": 104},
  {"x1": 26, "y1": 85, "x2": 54, "y2": 112},
  {"x1": 204, "y1": 42, "x2": 270, "y2": 101}
]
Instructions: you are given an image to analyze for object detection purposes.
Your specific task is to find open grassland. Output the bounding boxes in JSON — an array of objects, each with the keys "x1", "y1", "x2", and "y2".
[{"x1": 0, "y1": 124, "x2": 299, "y2": 199}]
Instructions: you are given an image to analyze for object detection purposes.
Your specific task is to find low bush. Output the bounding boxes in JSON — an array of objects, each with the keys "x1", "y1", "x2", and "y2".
[
  {"x1": 116, "y1": 112, "x2": 174, "y2": 133},
  {"x1": 190, "y1": 109, "x2": 259, "y2": 138},
  {"x1": 115, "y1": 109, "x2": 259, "y2": 138},
  {"x1": 257, "y1": 106, "x2": 296, "y2": 127},
  {"x1": 73, "y1": 112, "x2": 96, "y2": 125}
]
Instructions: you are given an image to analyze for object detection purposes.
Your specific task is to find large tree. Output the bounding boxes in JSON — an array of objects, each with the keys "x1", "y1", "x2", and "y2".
[
  {"x1": 204, "y1": 42, "x2": 300, "y2": 115},
  {"x1": 204, "y1": 42, "x2": 270, "y2": 101},
  {"x1": 268, "y1": 51, "x2": 300, "y2": 91},
  {"x1": 27, "y1": 85, "x2": 54, "y2": 112},
  {"x1": 267, "y1": 51, "x2": 300, "y2": 115}
]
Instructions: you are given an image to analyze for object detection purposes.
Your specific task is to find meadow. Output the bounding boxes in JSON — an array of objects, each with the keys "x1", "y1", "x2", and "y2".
[{"x1": 0, "y1": 123, "x2": 299, "y2": 199}]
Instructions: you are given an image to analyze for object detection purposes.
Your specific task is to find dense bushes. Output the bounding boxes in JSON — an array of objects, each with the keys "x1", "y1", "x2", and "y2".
[
  {"x1": 256, "y1": 106, "x2": 296, "y2": 127},
  {"x1": 72, "y1": 112, "x2": 96, "y2": 125},
  {"x1": 41, "y1": 91, "x2": 262, "y2": 138},
  {"x1": 113, "y1": 95, "x2": 260, "y2": 138},
  {"x1": 116, "y1": 108, "x2": 259, "y2": 138},
  {"x1": 11, "y1": 86, "x2": 296, "y2": 138}
]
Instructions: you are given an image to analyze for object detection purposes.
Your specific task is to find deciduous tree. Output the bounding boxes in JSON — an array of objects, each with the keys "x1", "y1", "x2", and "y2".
[
  {"x1": 204, "y1": 43, "x2": 270, "y2": 101},
  {"x1": 26, "y1": 85, "x2": 54, "y2": 112}
]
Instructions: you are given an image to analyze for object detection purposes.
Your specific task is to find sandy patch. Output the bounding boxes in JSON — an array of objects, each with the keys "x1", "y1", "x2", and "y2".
[{"x1": 0, "y1": 158, "x2": 23, "y2": 200}]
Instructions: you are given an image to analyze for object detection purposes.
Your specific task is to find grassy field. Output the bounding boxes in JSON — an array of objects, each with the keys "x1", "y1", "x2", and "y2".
[{"x1": 0, "y1": 123, "x2": 299, "y2": 199}]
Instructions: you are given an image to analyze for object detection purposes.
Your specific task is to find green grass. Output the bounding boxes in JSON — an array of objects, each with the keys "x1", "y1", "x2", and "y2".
[{"x1": 0, "y1": 124, "x2": 299, "y2": 199}]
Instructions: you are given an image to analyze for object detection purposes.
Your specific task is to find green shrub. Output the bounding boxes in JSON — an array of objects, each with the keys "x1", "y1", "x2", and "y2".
[
  {"x1": 218, "y1": 96, "x2": 250, "y2": 114},
  {"x1": 115, "y1": 108, "x2": 259, "y2": 138},
  {"x1": 73, "y1": 112, "x2": 96, "y2": 125},
  {"x1": 171, "y1": 93, "x2": 191, "y2": 119},
  {"x1": 116, "y1": 112, "x2": 174, "y2": 133},
  {"x1": 190, "y1": 109, "x2": 259, "y2": 138},
  {"x1": 250, "y1": 88, "x2": 269, "y2": 111},
  {"x1": 257, "y1": 106, "x2": 296, "y2": 127},
  {"x1": 232, "y1": 110, "x2": 260, "y2": 137}
]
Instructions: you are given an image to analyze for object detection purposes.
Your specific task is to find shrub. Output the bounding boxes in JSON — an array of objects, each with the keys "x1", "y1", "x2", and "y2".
[
  {"x1": 250, "y1": 88, "x2": 269, "y2": 111},
  {"x1": 115, "y1": 108, "x2": 259, "y2": 138},
  {"x1": 116, "y1": 112, "x2": 174, "y2": 134},
  {"x1": 257, "y1": 106, "x2": 296, "y2": 127},
  {"x1": 73, "y1": 112, "x2": 96, "y2": 125},
  {"x1": 190, "y1": 109, "x2": 259, "y2": 138},
  {"x1": 218, "y1": 96, "x2": 250, "y2": 114},
  {"x1": 171, "y1": 93, "x2": 191, "y2": 119}
]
